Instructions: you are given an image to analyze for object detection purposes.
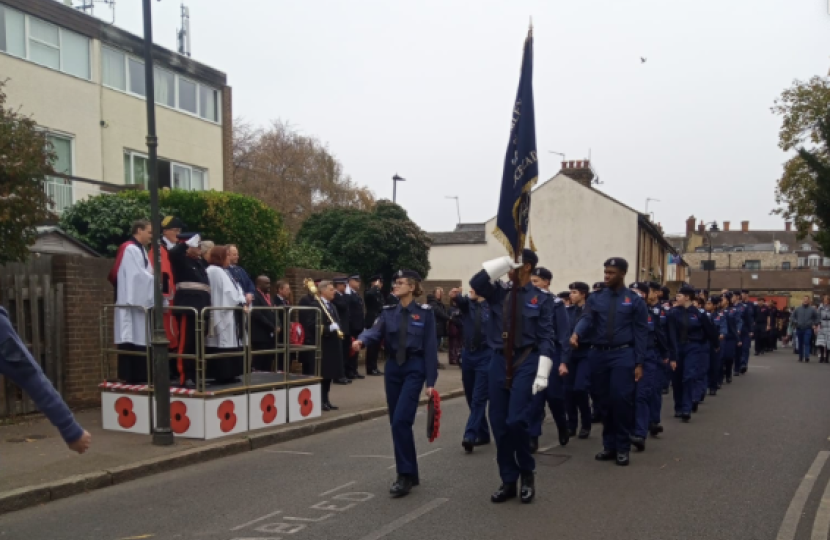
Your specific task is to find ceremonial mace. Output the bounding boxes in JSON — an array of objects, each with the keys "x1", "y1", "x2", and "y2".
[{"x1": 304, "y1": 278, "x2": 344, "y2": 339}]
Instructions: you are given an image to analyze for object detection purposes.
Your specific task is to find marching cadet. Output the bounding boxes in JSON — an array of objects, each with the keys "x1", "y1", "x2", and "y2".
[
  {"x1": 716, "y1": 292, "x2": 742, "y2": 389},
  {"x1": 558, "y1": 291, "x2": 572, "y2": 307},
  {"x1": 700, "y1": 296, "x2": 722, "y2": 405},
  {"x1": 660, "y1": 286, "x2": 674, "y2": 396},
  {"x1": 449, "y1": 286, "x2": 492, "y2": 453},
  {"x1": 566, "y1": 281, "x2": 593, "y2": 439},
  {"x1": 647, "y1": 282, "x2": 672, "y2": 436},
  {"x1": 670, "y1": 285, "x2": 718, "y2": 422},
  {"x1": 737, "y1": 290, "x2": 755, "y2": 374},
  {"x1": 629, "y1": 282, "x2": 671, "y2": 452},
  {"x1": 528, "y1": 267, "x2": 572, "y2": 452},
  {"x1": 470, "y1": 250, "x2": 566, "y2": 504},
  {"x1": 754, "y1": 297, "x2": 772, "y2": 358},
  {"x1": 353, "y1": 270, "x2": 438, "y2": 498},
  {"x1": 572, "y1": 258, "x2": 648, "y2": 466},
  {"x1": 589, "y1": 282, "x2": 607, "y2": 422}
]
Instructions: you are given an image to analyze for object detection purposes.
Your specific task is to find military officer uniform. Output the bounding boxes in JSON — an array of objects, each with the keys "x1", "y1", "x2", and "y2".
[
  {"x1": 738, "y1": 290, "x2": 754, "y2": 373},
  {"x1": 717, "y1": 293, "x2": 742, "y2": 389},
  {"x1": 565, "y1": 281, "x2": 593, "y2": 439}
]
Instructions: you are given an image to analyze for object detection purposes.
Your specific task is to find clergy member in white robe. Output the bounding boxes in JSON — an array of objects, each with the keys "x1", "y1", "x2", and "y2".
[
  {"x1": 114, "y1": 220, "x2": 155, "y2": 384},
  {"x1": 205, "y1": 245, "x2": 246, "y2": 384}
]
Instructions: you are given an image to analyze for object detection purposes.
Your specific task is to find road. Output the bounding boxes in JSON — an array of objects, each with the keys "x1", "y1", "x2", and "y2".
[{"x1": 2, "y1": 349, "x2": 830, "y2": 540}]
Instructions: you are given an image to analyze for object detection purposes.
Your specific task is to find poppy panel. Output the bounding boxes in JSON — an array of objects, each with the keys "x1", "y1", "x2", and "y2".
[
  {"x1": 101, "y1": 392, "x2": 151, "y2": 434},
  {"x1": 288, "y1": 384, "x2": 321, "y2": 423},
  {"x1": 205, "y1": 395, "x2": 248, "y2": 440},
  {"x1": 152, "y1": 397, "x2": 205, "y2": 439},
  {"x1": 248, "y1": 390, "x2": 287, "y2": 431}
]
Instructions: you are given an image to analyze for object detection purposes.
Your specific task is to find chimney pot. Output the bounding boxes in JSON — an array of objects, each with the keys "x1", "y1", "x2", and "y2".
[
  {"x1": 561, "y1": 161, "x2": 568, "y2": 170},
  {"x1": 698, "y1": 221, "x2": 705, "y2": 233},
  {"x1": 569, "y1": 160, "x2": 575, "y2": 169},
  {"x1": 577, "y1": 160, "x2": 584, "y2": 168},
  {"x1": 723, "y1": 221, "x2": 730, "y2": 231},
  {"x1": 741, "y1": 221, "x2": 749, "y2": 232},
  {"x1": 686, "y1": 215, "x2": 696, "y2": 235},
  {"x1": 785, "y1": 221, "x2": 792, "y2": 232}
]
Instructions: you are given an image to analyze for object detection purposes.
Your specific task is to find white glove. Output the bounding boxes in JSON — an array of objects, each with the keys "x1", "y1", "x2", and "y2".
[
  {"x1": 532, "y1": 355, "x2": 554, "y2": 395},
  {"x1": 329, "y1": 323, "x2": 340, "y2": 332},
  {"x1": 482, "y1": 256, "x2": 524, "y2": 281}
]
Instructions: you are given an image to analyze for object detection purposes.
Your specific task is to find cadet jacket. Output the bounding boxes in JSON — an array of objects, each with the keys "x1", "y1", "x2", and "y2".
[
  {"x1": 722, "y1": 305, "x2": 743, "y2": 339},
  {"x1": 567, "y1": 304, "x2": 592, "y2": 353},
  {"x1": 364, "y1": 285, "x2": 384, "y2": 328},
  {"x1": 358, "y1": 302, "x2": 439, "y2": 387},
  {"x1": 708, "y1": 310, "x2": 726, "y2": 344},
  {"x1": 740, "y1": 302, "x2": 755, "y2": 334},
  {"x1": 670, "y1": 305, "x2": 719, "y2": 358},
  {"x1": 755, "y1": 305, "x2": 771, "y2": 329},
  {"x1": 452, "y1": 295, "x2": 490, "y2": 351},
  {"x1": 469, "y1": 270, "x2": 562, "y2": 362},
  {"x1": 346, "y1": 291, "x2": 365, "y2": 336},
  {"x1": 647, "y1": 303, "x2": 672, "y2": 361},
  {"x1": 574, "y1": 285, "x2": 649, "y2": 365}
]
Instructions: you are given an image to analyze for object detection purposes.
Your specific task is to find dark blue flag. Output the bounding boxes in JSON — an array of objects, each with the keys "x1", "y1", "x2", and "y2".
[{"x1": 493, "y1": 26, "x2": 538, "y2": 260}]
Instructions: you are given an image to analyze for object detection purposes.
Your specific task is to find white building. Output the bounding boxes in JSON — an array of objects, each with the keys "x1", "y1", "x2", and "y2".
[
  {"x1": 428, "y1": 161, "x2": 677, "y2": 293},
  {"x1": 0, "y1": 0, "x2": 231, "y2": 213}
]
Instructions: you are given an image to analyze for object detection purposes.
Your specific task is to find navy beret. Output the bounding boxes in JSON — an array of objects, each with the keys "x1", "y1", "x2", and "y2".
[
  {"x1": 531, "y1": 266, "x2": 552, "y2": 281},
  {"x1": 661, "y1": 286, "x2": 671, "y2": 298},
  {"x1": 593, "y1": 282, "x2": 606, "y2": 291},
  {"x1": 648, "y1": 281, "x2": 662, "y2": 291},
  {"x1": 723, "y1": 291, "x2": 734, "y2": 300},
  {"x1": 570, "y1": 281, "x2": 590, "y2": 294},
  {"x1": 370, "y1": 274, "x2": 383, "y2": 282},
  {"x1": 394, "y1": 269, "x2": 422, "y2": 282},
  {"x1": 348, "y1": 275, "x2": 361, "y2": 281},
  {"x1": 629, "y1": 281, "x2": 650, "y2": 294},
  {"x1": 333, "y1": 277, "x2": 348, "y2": 285},
  {"x1": 604, "y1": 257, "x2": 629, "y2": 273},
  {"x1": 710, "y1": 295, "x2": 722, "y2": 304},
  {"x1": 741, "y1": 289, "x2": 750, "y2": 294},
  {"x1": 522, "y1": 249, "x2": 538, "y2": 267},
  {"x1": 557, "y1": 291, "x2": 570, "y2": 299},
  {"x1": 679, "y1": 285, "x2": 696, "y2": 296}
]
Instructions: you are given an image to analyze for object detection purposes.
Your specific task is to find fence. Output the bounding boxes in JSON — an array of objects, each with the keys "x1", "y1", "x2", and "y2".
[{"x1": 0, "y1": 259, "x2": 66, "y2": 417}]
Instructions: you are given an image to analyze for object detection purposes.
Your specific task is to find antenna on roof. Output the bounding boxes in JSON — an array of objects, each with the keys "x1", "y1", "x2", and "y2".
[
  {"x1": 72, "y1": 0, "x2": 116, "y2": 24},
  {"x1": 177, "y1": 4, "x2": 192, "y2": 57}
]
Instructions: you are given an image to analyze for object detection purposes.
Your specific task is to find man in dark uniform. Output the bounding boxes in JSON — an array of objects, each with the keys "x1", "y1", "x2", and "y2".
[
  {"x1": 739, "y1": 290, "x2": 755, "y2": 373},
  {"x1": 768, "y1": 301, "x2": 779, "y2": 352},
  {"x1": 590, "y1": 282, "x2": 607, "y2": 420},
  {"x1": 364, "y1": 274, "x2": 385, "y2": 376},
  {"x1": 572, "y1": 258, "x2": 648, "y2": 467},
  {"x1": 332, "y1": 277, "x2": 354, "y2": 380},
  {"x1": 754, "y1": 298, "x2": 771, "y2": 357},
  {"x1": 470, "y1": 249, "x2": 566, "y2": 504},
  {"x1": 566, "y1": 281, "x2": 593, "y2": 439},
  {"x1": 298, "y1": 281, "x2": 320, "y2": 377},
  {"x1": 659, "y1": 286, "x2": 674, "y2": 395},
  {"x1": 346, "y1": 275, "x2": 366, "y2": 379}
]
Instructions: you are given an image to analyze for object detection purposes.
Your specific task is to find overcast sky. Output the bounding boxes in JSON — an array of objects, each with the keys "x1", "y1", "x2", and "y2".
[{"x1": 90, "y1": 0, "x2": 830, "y2": 235}]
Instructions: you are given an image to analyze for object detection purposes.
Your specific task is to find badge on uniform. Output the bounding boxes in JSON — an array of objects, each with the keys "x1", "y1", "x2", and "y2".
[
  {"x1": 427, "y1": 392, "x2": 441, "y2": 443},
  {"x1": 622, "y1": 297, "x2": 632, "y2": 306}
]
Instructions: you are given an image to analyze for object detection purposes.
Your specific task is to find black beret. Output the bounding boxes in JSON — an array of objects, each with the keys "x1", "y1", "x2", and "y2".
[
  {"x1": 557, "y1": 291, "x2": 570, "y2": 299},
  {"x1": 661, "y1": 286, "x2": 671, "y2": 298},
  {"x1": 348, "y1": 275, "x2": 361, "y2": 281},
  {"x1": 161, "y1": 216, "x2": 186, "y2": 230},
  {"x1": 648, "y1": 281, "x2": 662, "y2": 291},
  {"x1": 531, "y1": 266, "x2": 552, "y2": 281},
  {"x1": 394, "y1": 269, "x2": 422, "y2": 282},
  {"x1": 333, "y1": 276, "x2": 348, "y2": 285},
  {"x1": 709, "y1": 295, "x2": 722, "y2": 304},
  {"x1": 370, "y1": 274, "x2": 383, "y2": 282},
  {"x1": 522, "y1": 249, "x2": 538, "y2": 267},
  {"x1": 679, "y1": 285, "x2": 696, "y2": 296},
  {"x1": 629, "y1": 281, "x2": 650, "y2": 294},
  {"x1": 593, "y1": 282, "x2": 606, "y2": 291},
  {"x1": 723, "y1": 291, "x2": 734, "y2": 300},
  {"x1": 741, "y1": 289, "x2": 750, "y2": 294},
  {"x1": 604, "y1": 257, "x2": 629, "y2": 273},
  {"x1": 569, "y1": 281, "x2": 590, "y2": 294}
]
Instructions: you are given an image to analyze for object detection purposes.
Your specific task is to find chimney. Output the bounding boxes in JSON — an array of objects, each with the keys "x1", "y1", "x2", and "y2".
[
  {"x1": 723, "y1": 221, "x2": 730, "y2": 232},
  {"x1": 561, "y1": 161, "x2": 568, "y2": 170},
  {"x1": 785, "y1": 221, "x2": 792, "y2": 232},
  {"x1": 741, "y1": 221, "x2": 749, "y2": 232},
  {"x1": 686, "y1": 216, "x2": 696, "y2": 235},
  {"x1": 698, "y1": 220, "x2": 705, "y2": 233},
  {"x1": 560, "y1": 158, "x2": 595, "y2": 188},
  {"x1": 568, "y1": 160, "x2": 575, "y2": 169}
]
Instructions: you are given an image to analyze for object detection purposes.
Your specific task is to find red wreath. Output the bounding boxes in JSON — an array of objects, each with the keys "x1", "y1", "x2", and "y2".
[
  {"x1": 115, "y1": 396, "x2": 137, "y2": 429},
  {"x1": 261, "y1": 394, "x2": 278, "y2": 424},
  {"x1": 170, "y1": 401, "x2": 191, "y2": 434},
  {"x1": 299, "y1": 388, "x2": 314, "y2": 417},
  {"x1": 218, "y1": 400, "x2": 237, "y2": 432}
]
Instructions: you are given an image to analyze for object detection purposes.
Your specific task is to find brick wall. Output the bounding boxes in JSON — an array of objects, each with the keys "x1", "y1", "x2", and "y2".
[
  {"x1": 421, "y1": 280, "x2": 462, "y2": 304},
  {"x1": 51, "y1": 255, "x2": 114, "y2": 406}
]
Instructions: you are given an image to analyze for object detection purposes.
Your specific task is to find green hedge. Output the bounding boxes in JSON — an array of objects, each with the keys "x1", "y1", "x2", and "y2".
[{"x1": 60, "y1": 190, "x2": 291, "y2": 278}]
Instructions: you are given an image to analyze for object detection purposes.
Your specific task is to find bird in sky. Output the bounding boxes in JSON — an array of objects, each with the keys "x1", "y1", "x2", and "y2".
[{"x1": 641, "y1": 57, "x2": 647, "y2": 64}]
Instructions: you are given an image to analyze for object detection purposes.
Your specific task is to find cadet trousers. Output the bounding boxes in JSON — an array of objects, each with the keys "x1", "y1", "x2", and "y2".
[
  {"x1": 796, "y1": 328, "x2": 813, "y2": 360},
  {"x1": 590, "y1": 347, "x2": 636, "y2": 453},
  {"x1": 633, "y1": 353, "x2": 660, "y2": 438},
  {"x1": 720, "y1": 338, "x2": 737, "y2": 383},
  {"x1": 648, "y1": 360, "x2": 665, "y2": 426},
  {"x1": 529, "y1": 353, "x2": 567, "y2": 438},
  {"x1": 694, "y1": 345, "x2": 711, "y2": 404},
  {"x1": 384, "y1": 355, "x2": 427, "y2": 477},
  {"x1": 740, "y1": 331, "x2": 751, "y2": 369},
  {"x1": 754, "y1": 326, "x2": 767, "y2": 356},
  {"x1": 673, "y1": 342, "x2": 705, "y2": 415},
  {"x1": 489, "y1": 349, "x2": 539, "y2": 484},
  {"x1": 565, "y1": 351, "x2": 592, "y2": 432},
  {"x1": 461, "y1": 347, "x2": 491, "y2": 443}
]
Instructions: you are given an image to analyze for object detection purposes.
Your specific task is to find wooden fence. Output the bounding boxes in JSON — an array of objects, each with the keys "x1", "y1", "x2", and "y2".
[{"x1": 0, "y1": 257, "x2": 65, "y2": 418}]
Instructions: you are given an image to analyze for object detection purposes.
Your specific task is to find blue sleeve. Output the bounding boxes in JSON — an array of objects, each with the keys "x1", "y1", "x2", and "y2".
[
  {"x1": 242, "y1": 270, "x2": 256, "y2": 296},
  {"x1": 734, "y1": 311, "x2": 742, "y2": 334},
  {"x1": 453, "y1": 295, "x2": 471, "y2": 314},
  {"x1": 702, "y1": 313, "x2": 719, "y2": 348},
  {"x1": 632, "y1": 296, "x2": 649, "y2": 365},
  {"x1": 553, "y1": 301, "x2": 572, "y2": 366},
  {"x1": 0, "y1": 337, "x2": 84, "y2": 444},
  {"x1": 667, "y1": 310, "x2": 679, "y2": 362},
  {"x1": 470, "y1": 270, "x2": 506, "y2": 306},
  {"x1": 574, "y1": 295, "x2": 596, "y2": 338},
  {"x1": 655, "y1": 313, "x2": 670, "y2": 360},
  {"x1": 537, "y1": 295, "x2": 555, "y2": 359},
  {"x1": 358, "y1": 311, "x2": 387, "y2": 347},
  {"x1": 423, "y1": 309, "x2": 439, "y2": 388}
]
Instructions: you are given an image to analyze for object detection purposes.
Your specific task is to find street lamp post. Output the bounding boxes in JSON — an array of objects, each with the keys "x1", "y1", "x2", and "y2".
[
  {"x1": 392, "y1": 174, "x2": 406, "y2": 203},
  {"x1": 705, "y1": 222, "x2": 720, "y2": 295},
  {"x1": 142, "y1": 0, "x2": 174, "y2": 446}
]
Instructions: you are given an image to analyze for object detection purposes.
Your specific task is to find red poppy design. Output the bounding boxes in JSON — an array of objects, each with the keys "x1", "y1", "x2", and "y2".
[
  {"x1": 218, "y1": 400, "x2": 237, "y2": 433},
  {"x1": 115, "y1": 396, "x2": 137, "y2": 429},
  {"x1": 260, "y1": 394, "x2": 278, "y2": 424},
  {"x1": 625, "y1": 297, "x2": 631, "y2": 303},
  {"x1": 170, "y1": 400, "x2": 191, "y2": 434},
  {"x1": 411, "y1": 314, "x2": 420, "y2": 321},
  {"x1": 299, "y1": 388, "x2": 314, "y2": 417},
  {"x1": 530, "y1": 296, "x2": 538, "y2": 305},
  {"x1": 648, "y1": 316, "x2": 652, "y2": 323}
]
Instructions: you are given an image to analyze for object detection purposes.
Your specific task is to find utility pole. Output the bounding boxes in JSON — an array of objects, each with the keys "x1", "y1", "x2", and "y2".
[{"x1": 445, "y1": 196, "x2": 461, "y2": 224}]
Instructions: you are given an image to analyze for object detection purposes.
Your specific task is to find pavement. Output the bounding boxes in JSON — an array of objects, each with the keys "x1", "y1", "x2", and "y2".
[
  {"x1": 3, "y1": 348, "x2": 830, "y2": 539},
  {"x1": 0, "y1": 357, "x2": 463, "y2": 508}
]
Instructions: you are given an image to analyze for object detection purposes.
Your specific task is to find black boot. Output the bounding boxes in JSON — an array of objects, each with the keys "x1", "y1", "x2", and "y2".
[
  {"x1": 529, "y1": 436, "x2": 539, "y2": 454},
  {"x1": 520, "y1": 472, "x2": 535, "y2": 503},
  {"x1": 649, "y1": 423, "x2": 664, "y2": 437},
  {"x1": 389, "y1": 475, "x2": 414, "y2": 498},
  {"x1": 558, "y1": 427, "x2": 570, "y2": 447},
  {"x1": 462, "y1": 438, "x2": 474, "y2": 454},
  {"x1": 616, "y1": 451, "x2": 630, "y2": 466},
  {"x1": 630, "y1": 436, "x2": 646, "y2": 452},
  {"x1": 578, "y1": 428, "x2": 591, "y2": 439},
  {"x1": 595, "y1": 449, "x2": 616, "y2": 461},
  {"x1": 491, "y1": 482, "x2": 518, "y2": 503}
]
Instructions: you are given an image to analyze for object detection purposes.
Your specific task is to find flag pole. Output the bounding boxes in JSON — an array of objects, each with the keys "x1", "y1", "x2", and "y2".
[{"x1": 505, "y1": 239, "x2": 521, "y2": 390}]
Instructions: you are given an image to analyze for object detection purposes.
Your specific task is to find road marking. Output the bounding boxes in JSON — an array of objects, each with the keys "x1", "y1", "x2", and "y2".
[
  {"x1": 776, "y1": 451, "x2": 830, "y2": 540},
  {"x1": 264, "y1": 450, "x2": 313, "y2": 455},
  {"x1": 230, "y1": 510, "x2": 282, "y2": 531},
  {"x1": 319, "y1": 481, "x2": 356, "y2": 497},
  {"x1": 388, "y1": 448, "x2": 443, "y2": 469},
  {"x1": 812, "y1": 473, "x2": 830, "y2": 540},
  {"x1": 355, "y1": 498, "x2": 449, "y2": 540},
  {"x1": 538, "y1": 444, "x2": 561, "y2": 453},
  {"x1": 351, "y1": 455, "x2": 394, "y2": 459}
]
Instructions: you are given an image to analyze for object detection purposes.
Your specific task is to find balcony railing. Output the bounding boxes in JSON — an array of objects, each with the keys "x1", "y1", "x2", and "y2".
[
  {"x1": 43, "y1": 177, "x2": 73, "y2": 214},
  {"x1": 42, "y1": 174, "x2": 139, "y2": 215}
]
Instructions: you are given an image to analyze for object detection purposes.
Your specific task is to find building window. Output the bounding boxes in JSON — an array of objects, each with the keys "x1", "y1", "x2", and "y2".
[
  {"x1": 44, "y1": 133, "x2": 74, "y2": 214},
  {"x1": 124, "y1": 152, "x2": 149, "y2": 187},
  {"x1": 0, "y1": 6, "x2": 90, "y2": 79},
  {"x1": 799, "y1": 257, "x2": 806, "y2": 267},
  {"x1": 814, "y1": 278, "x2": 821, "y2": 286},
  {"x1": 103, "y1": 46, "x2": 221, "y2": 123},
  {"x1": 823, "y1": 257, "x2": 830, "y2": 267},
  {"x1": 809, "y1": 254, "x2": 821, "y2": 268},
  {"x1": 803, "y1": 244, "x2": 812, "y2": 251},
  {"x1": 744, "y1": 260, "x2": 761, "y2": 270},
  {"x1": 124, "y1": 151, "x2": 207, "y2": 191},
  {"x1": 782, "y1": 262, "x2": 791, "y2": 270}
]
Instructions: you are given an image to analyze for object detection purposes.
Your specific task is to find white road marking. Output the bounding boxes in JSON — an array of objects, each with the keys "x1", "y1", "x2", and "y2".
[
  {"x1": 387, "y1": 448, "x2": 443, "y2": 469},
  {"x1": 812, "y1": 472, "x2": 830, "y2": 540},
  {"x1": 230, "y1": 510, "x2": 282, "y2": 531},
  {"x1": 319, "y1": 481, "x2": 356, "y2": 497},
  {"x1": 264, "y1": 450, "x2": 313, "y2": 455},
  {"x1": 355, "y1": 498, "x2": 449, "y2": 540},
  {"x1": 776, "y1": 451, "x2": 830, "y2": 540},
  {"x1": 351, "y1": 455, "x2": 394, "y2": 459}
]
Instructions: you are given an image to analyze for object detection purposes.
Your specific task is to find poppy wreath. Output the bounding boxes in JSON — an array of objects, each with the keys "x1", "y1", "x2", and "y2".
[
  {"x1": 170, "y1": 401, "x2": 191, "y2": 434},
  {"x1": 115, "y1": 396, "x2": 137, "y2": 429},
  {"x1": 298, "y1": 388, "x2": 314, "y2": 417},
  {"x1": 218, "y1": 400, "x2": 237, "y2": 432},
  {"x1": 260, "y1": 394, "x2": 278, "y2": 424}
]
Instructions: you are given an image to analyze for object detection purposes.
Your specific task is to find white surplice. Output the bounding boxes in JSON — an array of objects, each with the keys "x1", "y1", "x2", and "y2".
[
  {"x1": 206, "y1": 266, "x2": 246, "y2": 348},
  {"x1": 114, "y1": 243, "x2": 154, "y2": 346}
]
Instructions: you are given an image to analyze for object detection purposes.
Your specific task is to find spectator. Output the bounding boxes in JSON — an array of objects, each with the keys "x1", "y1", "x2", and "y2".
[
  {"x1": 227, "y1": 245, "x2": 256, "y2": 305},
  {"x1": 251, "y1": 275, "x2": 280, "y2": 372},
  {"x1": 1, "y1": 307, "x2": 92, "y2": 454},
  {"x1": 791, "y1": 296, "x2": 819, "y2": 362},
  {"x1": 332, "y1": 278, "x2": 356, "y2": 380},
  {"x1": 200, "y1": 240, "x2": 215, "y2": 266},
  {"x1": 274, "y1": 281, "x2": 292, "y2": 306},
  {"x1": 427, "y1": 287, "x2": 450, "y2": 369},
  {"x1": 318, "y1": 281, "x2": 346, "y2": 411},
  {"x1": 205, "y1": 246, "x2": 246, "y2": 384},
  {"x1": 447, "y1": 302, "x2": 463, "y2": 366}
]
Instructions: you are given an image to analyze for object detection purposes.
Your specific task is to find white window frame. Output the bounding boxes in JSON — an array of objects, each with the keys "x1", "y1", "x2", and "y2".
[
  {"x1": 808, "y1": 254, "x2": 821, "y2": 268},
  {"x1": 798, "y1": 257, "x2": 807, "y2": 267},
  {"x1": 803, "y1": 244, "x2": 812, "y2": 252},
  {"x1": 124, "y1": 150, "x2": 149, "y2": 187},
  {"x1": 43, "y1": 130, "x2": 76, "y2": 214},
  {"x1": 124, "y1": 150, "x2": 208, "y2": 191}
]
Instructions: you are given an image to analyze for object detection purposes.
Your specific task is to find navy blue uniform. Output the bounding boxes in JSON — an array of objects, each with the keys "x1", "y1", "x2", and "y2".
[
  {"x1": 634, "y1": 302, "x2": 672, "y2": 439},
  {"x1": 669, "y1": 306, "x2": 717, "y2": 415},
  {"x1": 699, "y1": 310, "x2": 720, "y2": 402},
  {"x1": 358, "y1": 302, "x2": 438, "y2": 478},
  {"x1": 565, "y1": 303, "x2": 592, "y2": 433},
  {"x1": 470, "y1": 270, "x2": 555, "y2": 484},
  {"x1": 529, "y1": 295, "x2": 572, "y2": 439},
  {"x1": 738, "y1": 301, "x2": 754, "y2": 371},
  {"x1": 718, "y1": 304, "x2": 742, "y2": 385},
  {"x1": 574, "y1": 286, "x2": 648, "y2": 453},
  {"x1": 453, "y1": 295, "x2": 492, "y2": 444}
]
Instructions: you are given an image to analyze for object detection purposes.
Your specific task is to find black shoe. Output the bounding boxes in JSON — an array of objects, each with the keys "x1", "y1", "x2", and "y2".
[
  {"x1": 368, "y1": 369, "x2": 384, "y2": 376},
  {"x1": 389, "y1": 475, "x2": 414, "y2": 497},
  {"x1": 334, "y1": 378, "x2": 350, "y2": 385},
  {"x1": 806, "y1": 357, "x2": 811, "y2": 363},
  {"x1": 491, "y1": 482, "x2": 518, "y2": 503},
  {"x1": 569, "y1": 428, "x2": 577, "y2": 437},
  {"x1": 754, "y1": 353, "x2": 760, "y2": 357},
  {"x1": 616, "y1": 452, "x2": 630, "y2": 466},
  {"x1": 558, "y1": 428, "x2": 570, "y2": 447},
  {"x1": 649, "y1": 423, "x2": 664, "y2": 437},
  {"x1": 708, "y1": 389, "x2": 717, "y2": 396},
  {"x1": 630, "y1": 436, "x2": 646, "y2": 452},
  {"x1": 325, "y1": 401, "x2": 339, "y2": 411},
  {"x1": 474, "y1": 437, "x2": 491, "y2": 446},
  {"x1": 740, "y1": 366, "x2": 748, "y2": 373},
  {"x1": 692, "y1": 402, "x2": 699, "y2": 413},
  {"x1": 520, "y1": 472, "x2": 535, "y2": 504},
  {"x1": 726, "y1": 377, "x2": 732, "y2": 384},
  {"x1": 699, "y1": 394, "x2": 705, "y2": 403},
  {"x1": 322, "y1": 403, "x2": 332, "y2": 412},
  {"x1": 529, "y1": 436, "x2": 539, "y2": 454},
  {"x1": 674, "y1": 412, "x2": 681, "y2": 418},
  {"x1": 462, "y1": 439, "x2": 474, "y2": 454},
  {"x1": 681, "y1": 413, "x2": 691, "y2": 423},
  {"x1": 595, "y1": 449, "x2": 616, "y2": 461},
  {"x1": 578, "y1": 428, "x2": 591, "y2": 439}
]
